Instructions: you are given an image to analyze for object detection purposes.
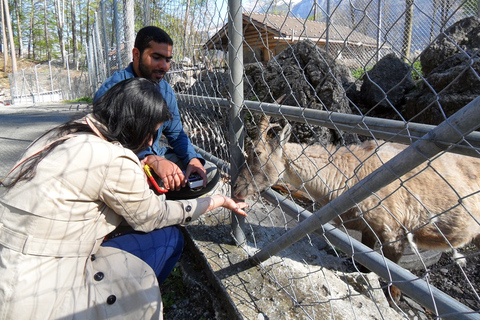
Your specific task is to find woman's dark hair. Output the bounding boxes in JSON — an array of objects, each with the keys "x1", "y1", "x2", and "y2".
[
  {"x1": 92, "y1": 77, "x2": 171, "y2": 153},
  {"x1": 2, "y1": 78, "x2": 171, "y2": 188},
  {"x1": 134, "y1": 26, "x2": 173, "y2": 55}
]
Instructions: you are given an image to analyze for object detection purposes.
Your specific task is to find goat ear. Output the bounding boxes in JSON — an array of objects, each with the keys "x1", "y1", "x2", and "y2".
[{"x1": 278, "y1": 124, "x2": 292, "y2": 146}]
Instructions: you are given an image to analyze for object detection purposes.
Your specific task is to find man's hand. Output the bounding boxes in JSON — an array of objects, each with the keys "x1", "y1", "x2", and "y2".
[
  {"x1": 185, "y1": 158, "x2": 207, "y2": 188},
  {"x1": 143, "y1": 155, "x2": 185, "y2": 191}
]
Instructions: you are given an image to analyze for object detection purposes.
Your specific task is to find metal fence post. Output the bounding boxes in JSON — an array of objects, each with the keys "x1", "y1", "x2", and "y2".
[
  {"x1": 100, "y1": 0, "x2": 111, "y2": 78},
  {"x1": 228, "y1": 0, "x2": 246, "y2": 246},
  {"x1": 48, "y1": 61, "x2": 54, "y2": 93},
  {"x1": 34, "y1": 65, "x2": 40, "y2": 104},
  {"x1": 113, "y1": 0, "x2": 122, "y2": 71},
  {"x1": 21, "y1": 70, "x2": 26, "y2": 100},
  {"x1": 376, "y1": 0, "x2": 383, "y2": 63},
  {"x1": 66, "y1": 54, "x2": 72, "y2": 94}
]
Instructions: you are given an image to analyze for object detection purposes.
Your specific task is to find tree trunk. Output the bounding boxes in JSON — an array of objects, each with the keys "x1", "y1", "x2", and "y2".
[
  {"x1": 183, "y1": 0, "x2": 190, "y2": 56},
  {"x1": 27, "y1": 0, "x2": 34, "y2": 59},
  {"x1": 54, "y1": 0, "x2": 65, "y2": 66},
  {"x1": 144, "y1": 0, "x2": 150, "y2": 25},
  {"x1": 0, "y1": 0, "x2": 7, "y2": 72},
  {"x1": 14, "y1": 0, "x2": 24, "y2": 57},
  {"x1": 430, "y1": 0, "x2": 439, "y2": 42},
  {"x1": 440, "y1": 0, "x2": 451, "y2": 30},
  {"x1": 71, "y1": 0, "x2": 77, "y2": 69},
  {"x1": 85, "y1": 0, "x2": 90, "y2": 45},
  {"x1": 44, "y1": 0, "x2": 51, "y2": 60},
  {"x1": 3, "y1": 0, "x2": 17, "y2": 73}
]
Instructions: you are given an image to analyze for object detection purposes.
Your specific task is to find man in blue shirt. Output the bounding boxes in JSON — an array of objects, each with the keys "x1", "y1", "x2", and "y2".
[{"x1": 94, "y1": 26, "x2": 219, "y2": 200}]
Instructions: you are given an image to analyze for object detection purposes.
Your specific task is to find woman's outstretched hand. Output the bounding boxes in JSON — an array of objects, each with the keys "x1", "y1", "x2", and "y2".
[{"x1": 207, "y1": 194, "x2": 248, "y2": 216}]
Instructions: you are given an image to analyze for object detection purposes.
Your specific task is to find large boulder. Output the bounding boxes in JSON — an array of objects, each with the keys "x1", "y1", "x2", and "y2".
[
  {"x1": 186, "y1": 70, "x2": 229, "y2": 97},
  {"x1": 359, "y1": 53, "x2": 415, "y2": 117},
  {"x1": 403, "y1": 16, "x2": 480, "y2": 125},
  {"x1": 254, "y1": 40, "x2": 354, "y2": 111},
  {"x1": 246, "y1": 40, "x2": 359, "y2": 145},
  {"x1": 420, "y1": 16, "x2": 480, "y2": 76}
]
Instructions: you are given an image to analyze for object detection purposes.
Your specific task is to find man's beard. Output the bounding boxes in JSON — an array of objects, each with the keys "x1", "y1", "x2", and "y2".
[{"x1": 138, "y1": 58, "x2": 165, "y2": 83}]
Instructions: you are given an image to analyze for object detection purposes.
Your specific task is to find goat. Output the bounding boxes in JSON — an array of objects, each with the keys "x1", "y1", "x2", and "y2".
[{"x1": 233, "y1": 116, "x2": 480, "y2": 272}]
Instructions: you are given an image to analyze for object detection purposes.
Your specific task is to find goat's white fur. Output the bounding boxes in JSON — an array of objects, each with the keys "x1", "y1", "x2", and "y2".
[{"x1": 234, "y1": 117, "x2": 480, "y2": 266}]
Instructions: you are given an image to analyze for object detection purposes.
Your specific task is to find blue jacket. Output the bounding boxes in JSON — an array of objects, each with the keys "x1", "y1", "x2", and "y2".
[{"x1": 93, "y1": 63, "x2": 204, "y2": 167}]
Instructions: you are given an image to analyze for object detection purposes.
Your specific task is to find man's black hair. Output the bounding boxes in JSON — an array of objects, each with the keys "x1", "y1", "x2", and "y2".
[{"x1": 135, "y1": 26, "x2": 173, "y2": 54}]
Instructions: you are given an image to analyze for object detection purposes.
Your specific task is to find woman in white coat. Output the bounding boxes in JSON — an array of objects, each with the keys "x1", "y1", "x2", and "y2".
[{"x1": 0, "y1": 78, "x2": 247, "y2": 320}]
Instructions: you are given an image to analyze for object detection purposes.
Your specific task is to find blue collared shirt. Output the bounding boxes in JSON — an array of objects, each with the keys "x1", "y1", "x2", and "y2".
[{"x1": 93, "y1": 63, "x2": 204, "y2": 167}]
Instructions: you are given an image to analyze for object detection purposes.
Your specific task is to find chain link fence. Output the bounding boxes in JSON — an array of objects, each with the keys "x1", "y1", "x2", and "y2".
[
  {"x1": 7, "y1": 57, "x2": 91, "y2": 105},
  {"x1": 89, "y1": 0, "x2": 480, "y2": 318}
]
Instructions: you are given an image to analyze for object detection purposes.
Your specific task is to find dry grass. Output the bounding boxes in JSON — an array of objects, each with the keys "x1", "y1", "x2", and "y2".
[{"x1": 0, "y1": 53, "x2": 41, "y2": 90}]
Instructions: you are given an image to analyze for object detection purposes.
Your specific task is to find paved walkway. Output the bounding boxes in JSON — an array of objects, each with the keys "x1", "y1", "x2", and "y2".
[{"x1": 0, "y1": 102, "x2": 89, "y2": 178}]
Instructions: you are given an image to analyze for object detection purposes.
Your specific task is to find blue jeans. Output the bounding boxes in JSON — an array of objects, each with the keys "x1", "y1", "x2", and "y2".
[{"x1": 101, "y1": 226, "x2": 184, "y2": 284}]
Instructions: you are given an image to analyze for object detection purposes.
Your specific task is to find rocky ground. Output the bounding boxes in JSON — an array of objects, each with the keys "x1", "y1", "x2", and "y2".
[
  {"x1": 159, "y1": 229, "x2": 232, "y2": 320},
  {"x1": 161, "y1": 231, "x2": 479, "y2": 319},
  {"x1": 410, "y1": 245, "x2": 480, "y2": 315}
]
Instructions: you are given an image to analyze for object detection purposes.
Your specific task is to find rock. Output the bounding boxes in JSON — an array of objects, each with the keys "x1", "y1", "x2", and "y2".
[
  {"x1": 186, "y1": 70, "x2": 229, "y2": 97},
  {"x1": 397, "y1": 246, "x2": 442, "y2": 270},
  {"x1": 258, "y1": 40, "x2": 354, "y2": 112},
  {"x1": 359, "y1": 53, "x2": 415, "y2": 115},
  {"x1": 420, "y1": 16, "x2": 480, "y2": 76},
  {"x1": 403, "y1": 16, "x2": 480, "y2": 125},
  {"x1": 245, "y1": 39, "x2": 360, "y2": 145}
]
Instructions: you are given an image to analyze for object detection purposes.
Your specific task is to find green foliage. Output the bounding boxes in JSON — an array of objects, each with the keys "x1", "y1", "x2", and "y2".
[
  {"x1": 307, "y1": 13, "x2": 322, "y2": 21},
  {"x1": 411, "y1": 60, "x2": 423, "y2": 81},
  {"x1": 65, "y1": 97, "x2": 93, "y2": 103},
  {"x1": 351, "y1": 61, "x2": 422, "y2": 82},
  {"x1": 462, "y1": 0, "x2": 479, "y2": 15},
  {"x1": 351, "y1": 67, "x2": 371, "y2": 80},
  {"x1": 160, "y1": 267, "x2": 187, "y2": 310}
]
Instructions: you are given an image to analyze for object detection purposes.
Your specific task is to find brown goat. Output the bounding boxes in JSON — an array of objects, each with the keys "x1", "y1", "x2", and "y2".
[{"x1": 233, "y1": 116, "x2": 480, "y2": 269}]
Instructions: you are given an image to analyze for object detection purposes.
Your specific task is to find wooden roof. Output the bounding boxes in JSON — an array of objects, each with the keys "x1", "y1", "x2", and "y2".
[{"x1": 203, "y1": 12, "x2": 378, "y2": 50}]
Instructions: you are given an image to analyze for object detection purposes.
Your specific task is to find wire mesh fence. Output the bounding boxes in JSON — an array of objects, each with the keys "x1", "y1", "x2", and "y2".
[
  {"x1": 89, "y1": 0, "x2": 480, "y2": 318},
  {"x1": 3, "y1": 60, "x2": 92, "y2": 104},
  {"x1": 7, "y1": 57, "x2": 91, "y2": 105}
]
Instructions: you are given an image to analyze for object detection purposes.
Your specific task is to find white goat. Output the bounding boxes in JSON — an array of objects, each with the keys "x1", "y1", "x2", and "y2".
[{"x1": 233, "y1": 116, "x2": 480, "y2": 268}]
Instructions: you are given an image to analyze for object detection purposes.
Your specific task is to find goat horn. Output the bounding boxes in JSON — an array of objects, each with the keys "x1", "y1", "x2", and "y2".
[
  {"x1": 258, "y1": 113, "x2": 271, "y2": 138},
  {"x1": 275, "y1": 94, "x2": 286, "y2": 104},
  {"x1": 257, "y1": 94, "x2": 285, "y2": 138}
]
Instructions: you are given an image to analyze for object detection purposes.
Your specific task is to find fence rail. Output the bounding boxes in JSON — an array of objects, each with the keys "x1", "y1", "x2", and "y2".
[{"x1": 89, "y1": 0, "x2": 480, "y2": 318}]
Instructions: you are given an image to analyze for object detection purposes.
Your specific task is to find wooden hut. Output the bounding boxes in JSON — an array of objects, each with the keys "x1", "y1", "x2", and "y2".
[{"x1": 203, "y1": 12, "x2": 380, "y2": 66}]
